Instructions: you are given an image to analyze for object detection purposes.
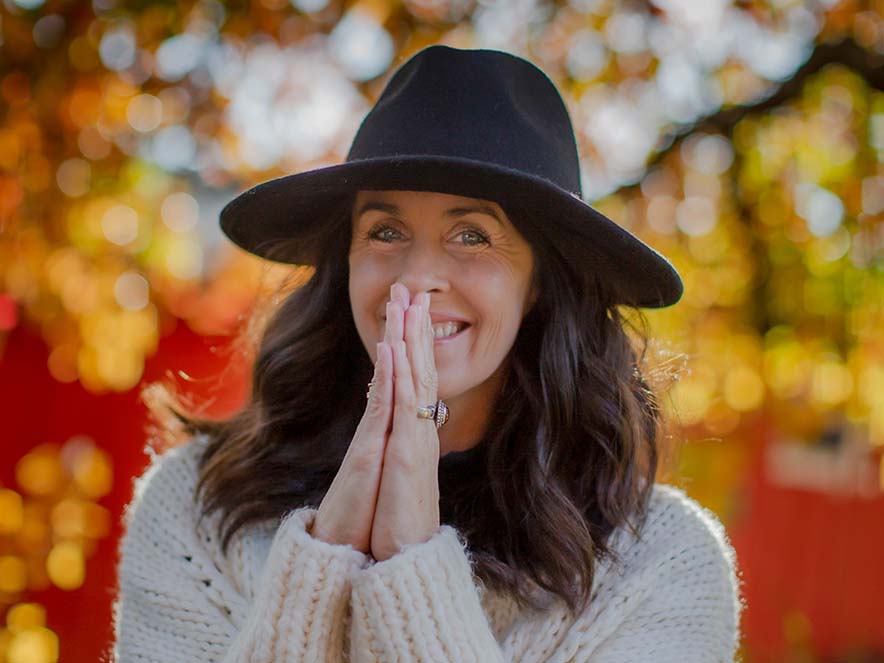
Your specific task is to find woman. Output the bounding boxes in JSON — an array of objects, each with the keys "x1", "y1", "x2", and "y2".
[{"x1": 112, "y1": 45, "x2": 743, "y2": 662}]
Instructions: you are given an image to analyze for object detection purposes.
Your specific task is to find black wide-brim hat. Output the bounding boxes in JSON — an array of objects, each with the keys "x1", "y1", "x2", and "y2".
[{"x1": 220, "y1": 45, "x2": 684, "y2": 309}]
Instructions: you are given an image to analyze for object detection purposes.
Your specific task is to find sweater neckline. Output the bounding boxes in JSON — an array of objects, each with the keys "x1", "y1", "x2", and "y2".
[{"x1": 438, "y1": 440, "x2": 487, "y2": 470}]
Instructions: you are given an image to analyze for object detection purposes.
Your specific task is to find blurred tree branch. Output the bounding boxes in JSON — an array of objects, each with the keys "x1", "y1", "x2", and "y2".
[
  {"x1": 614, "y1": 37, "x2": 882, "y2": 336},
  {"x1": 630, "y1": 36, "x2": 884, "y2": 180}
]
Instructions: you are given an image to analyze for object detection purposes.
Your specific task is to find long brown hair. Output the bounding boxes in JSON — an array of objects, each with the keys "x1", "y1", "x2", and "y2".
[{"x1": 143, "y1": 189, "x2": 686, "y2": 617}]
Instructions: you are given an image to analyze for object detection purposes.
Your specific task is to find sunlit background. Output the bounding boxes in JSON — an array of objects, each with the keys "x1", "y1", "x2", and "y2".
[{"x1": 1, "y1": 0, "x2": 883, "y2": 661}]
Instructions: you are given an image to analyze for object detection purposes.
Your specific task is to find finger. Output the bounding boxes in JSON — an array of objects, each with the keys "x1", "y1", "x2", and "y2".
[
  {"x1": 389, "y1": 338, "x2": 419, "y2": 468},
  {"x1": 385, "y1": 299, "x2": 401, "y2": 350},
  {"x1": 394, "y1": 282, "x2": 411, "y2": 310},
  {"x1": 406, "y1": 298, "x2": 435, "y2": 407},
  {"x1": 362, "y1": 341, "x2": 392, "y2": 435},
  {"x1": 420, "y1": 292, "x2": 437, "y2": 380},
  {"x1": 390, "y1": 283, "x2": 411, "y2": 347},
  {"x1": 389, "y1": 294, "x2": 405, "y2": 346}
]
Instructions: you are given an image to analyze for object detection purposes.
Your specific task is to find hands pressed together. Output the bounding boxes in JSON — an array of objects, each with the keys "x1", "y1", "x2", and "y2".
[{"x1": 312, "y1": 283, "x2": 442, "y2": 562}]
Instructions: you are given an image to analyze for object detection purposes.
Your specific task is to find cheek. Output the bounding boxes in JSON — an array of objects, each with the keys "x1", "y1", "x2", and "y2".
[
  {"x1": 459, "y1": 264, "x2": 528, "y2": 338},
  {"x1": 348, "y1": 258, "x2": 386, "y2": 328},
  {"x1": 349, "y1": 251, "x2": 395, "y2": 286},
  {"x1": 349, "y1": 251, "x2": 413, "y2": 351}
]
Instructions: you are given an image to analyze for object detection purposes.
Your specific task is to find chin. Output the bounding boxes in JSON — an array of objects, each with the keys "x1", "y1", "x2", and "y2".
[
  {"x1": 437, "y1": 378, "x2": 467, "y2": 402},
  {"x1": 435, "y1": 375, "x2": 451, "y2": 401}
]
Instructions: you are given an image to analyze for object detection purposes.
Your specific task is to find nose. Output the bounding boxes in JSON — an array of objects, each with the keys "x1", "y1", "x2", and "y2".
[{"x1": 393, "y1": 240, "x2": 450, "y2": 301}]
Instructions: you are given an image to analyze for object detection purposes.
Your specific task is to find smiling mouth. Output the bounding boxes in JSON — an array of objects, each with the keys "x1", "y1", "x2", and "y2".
[
  {"x1": 432, "y1": 322, "x2": 470, "y2": 340},
  {"x1": 380, "y1": 318, "x2": 471, "y2": 340},
  {"x1": 438, "y1": 324, "x2": 472, "y2": 344}
]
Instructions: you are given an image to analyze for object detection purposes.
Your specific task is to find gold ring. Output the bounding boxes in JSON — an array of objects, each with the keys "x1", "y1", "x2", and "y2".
[{"x1": 417, "y1": 399, "x2": 449, "y2": 429}]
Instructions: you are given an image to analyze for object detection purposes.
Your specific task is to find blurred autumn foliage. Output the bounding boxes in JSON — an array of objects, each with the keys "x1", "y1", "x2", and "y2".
[{"x1": 1, "y1": 0, "x2": 883, "y2": 661}]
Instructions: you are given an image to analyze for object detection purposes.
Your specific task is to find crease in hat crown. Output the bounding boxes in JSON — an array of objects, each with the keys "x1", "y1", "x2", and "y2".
[{"x1": 344, "y1": 45, "x2": 583, "y2": 198}]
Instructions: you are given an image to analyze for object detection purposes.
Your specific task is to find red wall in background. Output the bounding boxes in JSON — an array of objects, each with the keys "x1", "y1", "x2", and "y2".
[
  {"x1": 1, "y1": 321, "x2": 883, "y2": 662},
  {"x1": 729, "y1": 428, "x2": 884, "y2": 662},
  {"x1": 0, "y1": 320, "x2": 249, "y2": 663}
]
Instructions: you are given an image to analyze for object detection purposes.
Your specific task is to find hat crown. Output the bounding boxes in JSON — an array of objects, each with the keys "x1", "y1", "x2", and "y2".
[{"x1": 346, "y1": 45, "x2": 583, "y2": 197}]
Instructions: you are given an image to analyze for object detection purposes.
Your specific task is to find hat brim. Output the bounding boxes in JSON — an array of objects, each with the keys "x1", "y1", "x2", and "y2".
[{"x1": 219, "y1": 155, "x2": 683, "y2": 308}]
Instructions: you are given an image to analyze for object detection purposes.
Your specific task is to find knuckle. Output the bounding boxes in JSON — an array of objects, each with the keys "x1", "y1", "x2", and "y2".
[
  {"x1": 348, "y1": 449, "x2": 383, "y2": 475},
  {"x1": 385, "y1": 448, "x2": 416, "y2": 473},
  {"x1": 365, "y1": 391, "x2": 387, "y2": 416},
  {"x1": 419, "y1": 370, "x2": 437, "y2": 392},
  {"x1": 365, "y1": 377, "x2": 388, "y2": 405}
]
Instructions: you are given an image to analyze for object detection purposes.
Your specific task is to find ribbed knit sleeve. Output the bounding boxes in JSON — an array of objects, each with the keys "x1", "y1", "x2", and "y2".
[
  {"x1": 560, "y1": 485, "x2": 745, "y2": 663},
  {"x1": 112, "y1": 437, "x2": 372, "y2": 663},
  {"x1": 349, "y1": 524, "x2": 506, "y2": 663}
]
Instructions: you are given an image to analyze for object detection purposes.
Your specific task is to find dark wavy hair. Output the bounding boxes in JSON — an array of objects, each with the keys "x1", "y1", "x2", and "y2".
[{"x1": 142, "y1": 188, "x2": 686, "y2": 617}]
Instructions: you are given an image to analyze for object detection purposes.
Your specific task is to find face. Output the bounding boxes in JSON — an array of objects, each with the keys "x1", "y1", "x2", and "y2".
[{"x1": 348, "y1": 189, "x2": 538, "y2": 401}]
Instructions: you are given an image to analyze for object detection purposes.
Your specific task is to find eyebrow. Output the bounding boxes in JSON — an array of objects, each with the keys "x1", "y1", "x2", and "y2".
[{"x1": 355, "y1": 201, "x2": 504, "y2": 226}]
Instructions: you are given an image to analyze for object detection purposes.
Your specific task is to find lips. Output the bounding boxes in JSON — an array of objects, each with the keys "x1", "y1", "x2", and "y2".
[
  {"x1": 380, "y1": 316, "x2": 471, "y2": 325},
  {"x1": 432, "y1": 321, "x2": 470, "y2": 338},
  {"x1": 380, "y1": 317, "x2": 471, "y2": 326},
  {"x1": 429, "y1": 313, "x2": 470, "y2": 325},
  {"x1": 379, "y1": 317, "x2": 472, "y2": 344},
  {"x1": 433, "y1": 322, "x2": 470, "y2": 344}
]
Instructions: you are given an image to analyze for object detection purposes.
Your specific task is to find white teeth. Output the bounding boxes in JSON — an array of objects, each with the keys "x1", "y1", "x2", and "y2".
[{"x1": 432, "y1": 322, "x2": 465, "y2": 339}]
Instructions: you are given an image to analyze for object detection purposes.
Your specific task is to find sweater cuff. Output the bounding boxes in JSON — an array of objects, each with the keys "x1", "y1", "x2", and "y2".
[
  {"x1": 349, "y1": 525, "x2": 504, "y2": 663},
  {"x1": 276, "y1": 506, "x2": 371, "y2": 569},
  {"x1": 235, "y1": 506, "x2": 371, "y2": 662}
]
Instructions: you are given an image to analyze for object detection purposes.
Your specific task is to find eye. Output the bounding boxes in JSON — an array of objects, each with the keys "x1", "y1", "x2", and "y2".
[
  {"x1": 364, "y1": 225, "x2": 402, "y2": 243},
  {"x1": 458, "y1": 228, "x2": 490, "y2": 246},
  {"x1": 363, "y1": 224, "x2": 490, "y2": 247}
]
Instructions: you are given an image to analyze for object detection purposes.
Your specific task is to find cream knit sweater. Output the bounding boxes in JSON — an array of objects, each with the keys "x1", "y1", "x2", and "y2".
[{"x1": 111, "y1": 433, "x2": 744, "y2": 662}]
